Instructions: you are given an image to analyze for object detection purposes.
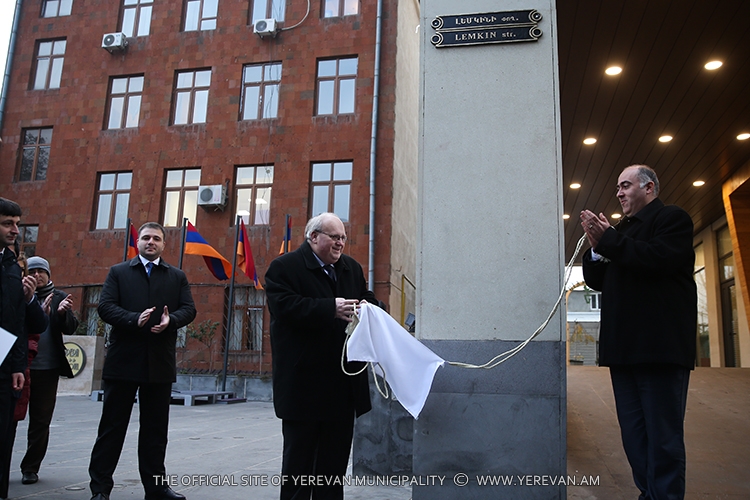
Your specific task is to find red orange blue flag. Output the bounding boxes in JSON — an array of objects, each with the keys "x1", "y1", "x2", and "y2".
[
  {"x1": 237, "y1": 220, "x2": 262, "y2": 289},
  {"x1": 127, "y1": 223, "x2": 139, "y2": 260},
  {"x1": 279, "y1": 214, "x2": 292, "y2": 255},
  {"x1": 185, "y1": 222, "x2": 232, "y2": 281}
]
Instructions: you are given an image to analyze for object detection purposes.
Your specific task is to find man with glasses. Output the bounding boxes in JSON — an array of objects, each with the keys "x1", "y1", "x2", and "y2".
[{"x1": 265, "y1": 212, "x2": 378, "y2": 500}]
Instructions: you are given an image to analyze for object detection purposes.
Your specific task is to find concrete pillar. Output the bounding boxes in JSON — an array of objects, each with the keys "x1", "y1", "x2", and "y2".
[{"x1": 415, "y1": 1, "x2": 566, "y2": 498}]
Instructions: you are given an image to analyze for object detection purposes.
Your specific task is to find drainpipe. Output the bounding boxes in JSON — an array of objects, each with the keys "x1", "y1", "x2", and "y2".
[
  {"x1": 368, "y1": 0, "x2": 383, "y2": 291},
  {"x1": 0, "y1": 0, "x2": 23, "y2": 135}
]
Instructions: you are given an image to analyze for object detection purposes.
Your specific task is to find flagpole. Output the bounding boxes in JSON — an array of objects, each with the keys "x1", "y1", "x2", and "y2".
[
  {"x1": 222, "y1": 215, "x2": 242, "y2": 392},
  {"x1": 283, "y1": 214, "x2": 290, "y2": 254},
  {"x1": 123, "y1": 218, "x2": 132, "y2": 262},
  {"x1": 178, "y1": 217, "x2": 187, "y2": 269}
]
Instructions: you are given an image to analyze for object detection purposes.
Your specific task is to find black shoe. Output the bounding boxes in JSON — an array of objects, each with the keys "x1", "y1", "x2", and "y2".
[
  {"x1": 21, "y1": 471, "x2": 38, "y2": 484},
  {"x1": 91, "y1": 494, "x2": 110, "y2": 500},
  {"x1": 144, "y1": 487, "x2": 186, "y2": 500}
]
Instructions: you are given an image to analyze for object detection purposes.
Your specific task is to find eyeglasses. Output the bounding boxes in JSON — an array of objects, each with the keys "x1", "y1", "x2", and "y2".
[{"x1": 318, "y1": 231, "x2": 347, "y2": 243}]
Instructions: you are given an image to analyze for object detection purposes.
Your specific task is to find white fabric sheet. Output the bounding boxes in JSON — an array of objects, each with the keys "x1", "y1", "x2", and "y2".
[{"x1": 346, "y1": 303, "x2": 444, "y2": 419}]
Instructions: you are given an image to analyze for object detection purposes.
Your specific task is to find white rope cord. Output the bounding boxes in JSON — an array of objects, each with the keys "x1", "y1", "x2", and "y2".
[{"x1": 342, "y1": 234, "x2": 588, "y2": 396}]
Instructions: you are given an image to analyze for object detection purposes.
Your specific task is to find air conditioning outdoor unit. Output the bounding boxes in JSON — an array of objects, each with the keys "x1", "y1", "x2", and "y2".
[
  {"x1": 253, "y1": 18, "x2": 278, "y2": 37},
  {"x1": 102, "y1": 32, "x2": 128, "y2": 53},
  {"x1": 197, "y1": 185, "x2": 227, "y2": 209}
]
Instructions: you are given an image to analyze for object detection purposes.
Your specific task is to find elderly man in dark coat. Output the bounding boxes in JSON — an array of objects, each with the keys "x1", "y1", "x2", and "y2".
[
  {"x1": 265, "y1": 212, "x2": 378, "y2": 500},
  {"x1": 88, "y1": 222, "x2": 196, "y2": 500},
  {"x1": 581, "y1": 165, "x2": 697, "y2": 500}
]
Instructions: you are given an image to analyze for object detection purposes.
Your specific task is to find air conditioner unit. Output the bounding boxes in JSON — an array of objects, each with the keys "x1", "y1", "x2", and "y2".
[
  {"x1": 253, "y1": 18, "x2": 278, "y2": 37},
  {"x1": 102, "y1": 32, "x2": 128, "y2": 53},
  {"x1": 197, "y1": 185, "x2": 226, "y2": 208}
]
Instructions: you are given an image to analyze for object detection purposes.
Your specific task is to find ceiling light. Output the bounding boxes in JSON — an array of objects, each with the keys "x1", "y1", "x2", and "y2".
[
  {"x1": 738, "y1": 133, "x2": 750, "y2": 141},
  {"x1": 562, "y1": 214, "x2": 570, "y2": 220},
  {"x1": 659, "y1": 135, "x2": 673, "y2": 143},
  {"x1": 611, "y1": 213, "x2": 622, "y2": 219},
  {"x1": 570, "y1": 183, "x2": 581, "y2": 189},
  {"x1": 704, "y1": 60, "x2": 723, "y2": 70},
  {"x1": 605, "y1": 66, "x2": 622, "y2": 76},
  {"x1": 693, "y1": 180, "x2": 705, "y2": 187},
  {"x1": 583, "y1": 137, "x2": 597, "y2": 145}
]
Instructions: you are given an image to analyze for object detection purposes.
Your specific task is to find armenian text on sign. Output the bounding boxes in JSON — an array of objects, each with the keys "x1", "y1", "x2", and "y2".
[
  {"x1": 64, "y1": 341, "x2": 86, "y2": 377},
  {"x1": 431, "y1": 10, "x2": 542, "y2": 48}
]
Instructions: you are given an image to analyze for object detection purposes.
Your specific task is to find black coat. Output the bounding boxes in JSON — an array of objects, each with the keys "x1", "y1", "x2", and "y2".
[
  {"x1": 0, "y1": 249, "x2": 48, "y2": 378},
  {"x1": 40, "y1": 289, "x2": 79, "y2": 378},
  {"x1": 582, "y1": 199, "x2": 697, "y2": 369},
  {"x1": 98, "y1": 258, "x2": 196, "y2": 383},
  {"x1": 265, "y1": 241, "x2": 377, "y2": 420}
]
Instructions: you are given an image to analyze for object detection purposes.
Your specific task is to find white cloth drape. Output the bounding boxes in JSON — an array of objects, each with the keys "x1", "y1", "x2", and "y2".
[{"x1": 346, "y1": 303, "x2": 444, "y2": 419}]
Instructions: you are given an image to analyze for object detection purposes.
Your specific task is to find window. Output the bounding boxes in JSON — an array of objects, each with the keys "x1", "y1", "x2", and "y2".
[
  {"x1": 249, "y1": 0, "x2": 285, "y2": 23},
  {"x1": 18, "y1": 128, "x2": 52, "y2": 182},
  {"x1": 235, "y1": 166, "x2": 273, "y2": 225},
  {"x1": 106, "y1": 75, "x2": 144, "y2": 129},
  {"x1": 310, "y1": 161, "x2": 351, "y2": 221},
  {"x1": 173, "y1": 69, "x2": 211, "y2": 125},
  {"x1": 322, "y1": 0, "x2": 358, "y2": 18},
  {"x1": 42, "y1": 0, "x2": 73, "y2": 17},
  {"x1": 83, "y1": 286, "x2": 112, "y2": 339},
  {"x1": 94, "y1": 172, "x2": 132, "y2": 230},
  {"x1": 588, "y1": 292, "x2": 601, "y2": 311},
  {"x1": 33, "y1": 39, "x2": 66, "y2": 90},
  {"x1": 316, "y1": 56, "x2": 357, "y2": 116},
  {"x1": 694, "y1": 243, "x2": 710, "y2": 366},
  {"x1": 18, "y1": 226, "x2": 39, "y2": 257},
  {"x1": 228, "y1": 287, "x2": 265, "y2": 351},
  {"x1": 184, "y1": 0, "x2": 218, "y2": 31},
  {"x1": 241, "y1": 62, "x2": 281, "y2": 120},
  {"x1": 163, "y1": 168, "x2": 201, "y2": 227},
  {"x1": 121, "y1": 0, "x2": 153, "y2": 37}
]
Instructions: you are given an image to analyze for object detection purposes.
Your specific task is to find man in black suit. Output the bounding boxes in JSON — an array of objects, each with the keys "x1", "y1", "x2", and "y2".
[
  {"x1": 0, "y1": 197, "x2": 48, "y2": 500},
  {"x1": 581, "y1": 165, "x2": 697, "y2": 500},
  {"x1": 88, "y1": 222, "x2": 196, "y2": 500},
  {"x1": 265, "y1": 212, "x2": 377, "y2": 500}
]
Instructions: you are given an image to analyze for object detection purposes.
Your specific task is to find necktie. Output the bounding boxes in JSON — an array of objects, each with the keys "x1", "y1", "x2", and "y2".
[
  {"x1": 146, "y1": 262, "x2": 154, "y2": 276},
  {"x1": 325, "y1": 264, "x2": 337, "y2": 282}
]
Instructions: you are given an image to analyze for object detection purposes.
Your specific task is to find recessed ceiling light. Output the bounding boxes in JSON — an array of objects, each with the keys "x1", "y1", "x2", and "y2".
[
  {"x1": 738, "y1": 133, "x2": 750, "y2": 141},
  {"x1": 563, "y1": 214, "x2": 570, "y2": 220},
  {"x1": 693, "y1": 180, "x2": 705, "y2": 187},
  {"x1": 611, "y1": 213, "x2": 622, "y2": 219},
  {"x1": 583, "y1": 137, "x2": 597, "y2": 145},
  {"x1": 659, "y1": 135, "x2": 673, "y2": 143},
  {"x1": 605, "y1": 66, "x2": 622, "y2": 76},
  {"x1": 570, "y1": 183, "x2": 581, "y2": 189},
  {"x1": 704, "y1": 60, "x2": 723, "y2": 70}
]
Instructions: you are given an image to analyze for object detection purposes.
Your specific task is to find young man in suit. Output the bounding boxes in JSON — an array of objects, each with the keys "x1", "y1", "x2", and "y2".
[
  {"x1": 88, "y1": 222, "x2": 196, "y2": 500},
  {"x1": 265, "y1": 212, "x2": 378, "y2": 500}
]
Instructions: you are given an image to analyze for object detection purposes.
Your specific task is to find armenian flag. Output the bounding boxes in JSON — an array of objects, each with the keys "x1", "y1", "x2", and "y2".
[
  {"x1": 184, "y1": 222, "x2": 232, "y2": 281},
  {"x1": 279, "y1": 214, "x2": 292, "y2": 254},
  {"x1": 126, "y1": 223, "x2": 139, "y2": 259},
  {"x1": 237, "y1": 220, "x2": 262, "y2": 289}
]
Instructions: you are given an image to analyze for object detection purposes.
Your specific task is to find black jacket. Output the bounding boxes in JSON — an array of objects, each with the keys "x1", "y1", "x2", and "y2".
[
  {"x1": 582, "y1": 199, "x2": 697, "y2": 368},
  {"x1": 38, "y1": 288, "x2": 78, "y2": 378},
  {"x1": 0, "y1": 248, "x2": 48, "y2": 378},
  {"x1": 265, "y1": 241, "x2": 377, "y2": 420},
  {"x1": 98, "y1": 258, "x2": 196, "y2": 383}
]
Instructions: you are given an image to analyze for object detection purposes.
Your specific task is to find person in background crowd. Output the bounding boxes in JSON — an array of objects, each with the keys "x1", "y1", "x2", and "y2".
[{"x1": 19, "y1": 256, "x2": 78, "y2": 485}]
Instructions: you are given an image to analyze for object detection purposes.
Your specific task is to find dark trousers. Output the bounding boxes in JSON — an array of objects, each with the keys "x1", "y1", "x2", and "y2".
[
  {"x1": 0, "y1": 380, "x2": 19, "y2": 499},
  {"x1": 21, "y1": 369, "x2": 60, "y2": 474},
  {"x1": 610, "y1": 364, "x2": 690, "y2": 500},
  {"x1": 280, "y1": 416, "x2": 355, "y2": 500},
  {"x1": 89, "y1": 379, "x2": 172, "y2": 496}
]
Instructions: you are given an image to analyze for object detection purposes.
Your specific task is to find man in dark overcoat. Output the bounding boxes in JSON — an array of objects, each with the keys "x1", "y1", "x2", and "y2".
[
  {"x1": 88, "y1": 222, "x2": 196, "y2": 500},
  {"x1": 581, "y1": 165, "x2": 697, "y2": 500},
  {"x1": 0, "y1": 197, "x2": 47, "y2": 500},
  {"x1": 265, "y1": 212, "x2": 377, "y2": 500}
]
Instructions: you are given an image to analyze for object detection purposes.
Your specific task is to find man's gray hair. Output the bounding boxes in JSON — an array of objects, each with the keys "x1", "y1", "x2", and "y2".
[
  {"x1": 630, "y1": 164, "x2": 660, "y2": 196},
  {"x1": 305, "y1": 213, "x2": 339, "y2": 240}
]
